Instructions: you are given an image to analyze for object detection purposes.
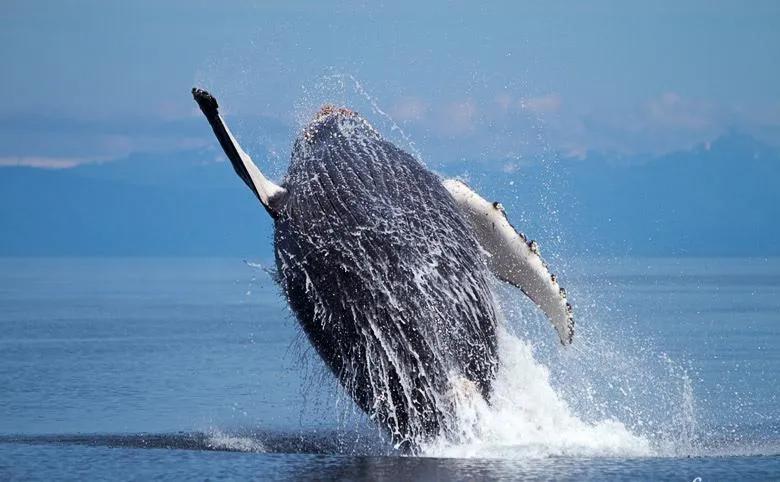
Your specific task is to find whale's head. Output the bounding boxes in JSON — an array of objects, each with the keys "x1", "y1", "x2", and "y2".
[{"x1": 294, "y1": 105, "x2": 382, "y2": 157}]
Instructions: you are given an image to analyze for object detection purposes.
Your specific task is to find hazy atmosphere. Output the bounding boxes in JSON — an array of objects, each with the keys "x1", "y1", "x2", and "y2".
[
  {"x1": 2, "y1": 1, "x2": 779, "y2": 256},
  {"x1": 1, "y1": 3, "x2": 779, "y2": 480}
]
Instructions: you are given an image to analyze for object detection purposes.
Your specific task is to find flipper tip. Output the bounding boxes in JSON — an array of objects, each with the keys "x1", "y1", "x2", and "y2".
[{"x1": 192, "y1": 87, "x2": 219, "y2": 115}]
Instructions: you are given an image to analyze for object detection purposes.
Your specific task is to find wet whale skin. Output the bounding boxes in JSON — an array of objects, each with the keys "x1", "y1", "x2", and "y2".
[{"x1": 274, "y1": 113, "x2": 499, "y2": 449}]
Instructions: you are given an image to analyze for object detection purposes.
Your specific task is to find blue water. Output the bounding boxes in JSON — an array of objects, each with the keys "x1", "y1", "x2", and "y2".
[{"x1": 0, "y1": 257, "x2": 778, "y2": 480}]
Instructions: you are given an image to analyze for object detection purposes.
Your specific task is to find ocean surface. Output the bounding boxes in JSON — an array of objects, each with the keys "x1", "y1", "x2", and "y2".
[{"x1": 0, "y1": 257, "x2": 778, "y2": 480}]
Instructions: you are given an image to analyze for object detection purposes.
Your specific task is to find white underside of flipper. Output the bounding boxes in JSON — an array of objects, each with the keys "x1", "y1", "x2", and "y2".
[
  {"x1": 218, "y1": 114, "x2": 287, "y2": 210},
  {"x1": 192, "y1": 88, "x2": 286, "y2": 216},
  {"x1": 443, "y1": 179, "x2": 574, "y2": 345}
]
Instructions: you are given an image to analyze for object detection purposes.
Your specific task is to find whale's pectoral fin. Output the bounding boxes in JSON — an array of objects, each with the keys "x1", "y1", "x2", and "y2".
[
  {"x1": 192, "y1": 87, "x2": 286, "y2": 216},
  {"x1": 443, "y1": 179, "x2": 574, "y2": 345}
]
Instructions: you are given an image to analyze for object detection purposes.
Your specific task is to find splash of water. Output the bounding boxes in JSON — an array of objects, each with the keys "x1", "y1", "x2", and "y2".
[
  {"x1": 205, "y1": 429, "x2": 267, "y2": 453},
  {"x1": 415, "y1": 270, "x2": 701, "y2": 459},
  {"x1": 420, "y1": 328, "x2": 654, "y2": 458},
  {"x1": 261, "y1": 73, "x2": 701, "y2": 458}
]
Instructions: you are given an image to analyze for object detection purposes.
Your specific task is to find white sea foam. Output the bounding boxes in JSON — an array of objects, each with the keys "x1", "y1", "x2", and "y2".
[
  {"x1": 421, "y1": 328, "x2": 653, "y2": 459},
  {"x1": 206, "y1": 429, "x2": 267, "y2": 453}
]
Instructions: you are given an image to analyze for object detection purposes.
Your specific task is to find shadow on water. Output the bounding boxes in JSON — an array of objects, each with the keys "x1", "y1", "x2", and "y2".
[
  {"x1": 2, "y1": 425, "x2": 778, "y2": 457},
  {"x1": 2, "y1": 431, "x2": 779, "y2": 481},
  {"x1": 0, "y1": 430, "x2": 393, "y2": 456}
]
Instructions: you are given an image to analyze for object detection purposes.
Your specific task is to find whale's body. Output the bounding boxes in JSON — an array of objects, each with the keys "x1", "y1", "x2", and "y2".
[
  {"x1": 275, "y1": 113, "x2": 498, "y2": 446},
  {"x1": 191, "y1": 89, "x2": 575, "y2": 452}
]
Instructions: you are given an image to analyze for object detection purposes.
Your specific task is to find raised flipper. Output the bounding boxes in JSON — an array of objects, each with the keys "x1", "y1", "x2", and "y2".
[
  {"x1": 192, "y1": 87, "x2": 287, "y2": 217},
  {"x1": 443, "y1": 179, "x2": 574, "y2": 345}
]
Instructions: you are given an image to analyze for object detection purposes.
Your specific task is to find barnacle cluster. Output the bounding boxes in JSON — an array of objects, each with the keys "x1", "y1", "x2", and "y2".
[{"x1": 302, "y1": 104, "x2": 383, "y2": 147}]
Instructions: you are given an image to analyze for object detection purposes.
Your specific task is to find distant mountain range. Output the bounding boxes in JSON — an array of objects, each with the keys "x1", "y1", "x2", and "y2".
[
  {"x1": 1, "y1": 132, "x2": 778, "y2": 257},
  {"x1": 561, "y1": 132, "x2": 780, "y2": 257}
]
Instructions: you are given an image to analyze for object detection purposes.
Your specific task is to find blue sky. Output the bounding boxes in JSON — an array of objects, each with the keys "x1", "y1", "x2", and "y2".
[
  {"x1": 1, "y1": 1, "x2": 779, "y2": 257},
  {"x1": 1, "y1": 0, "x2": 778, "y2": 169}
]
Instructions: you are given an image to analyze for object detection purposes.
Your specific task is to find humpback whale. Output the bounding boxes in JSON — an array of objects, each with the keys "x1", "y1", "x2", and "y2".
[{"x1": 192, "y1": 88, "x2": 574, "y2": 451}]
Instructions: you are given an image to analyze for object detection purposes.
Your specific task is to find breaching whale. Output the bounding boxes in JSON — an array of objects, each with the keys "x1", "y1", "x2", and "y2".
[{"x1": 192, "y1": 88, "x2": 574, "y2": 451}]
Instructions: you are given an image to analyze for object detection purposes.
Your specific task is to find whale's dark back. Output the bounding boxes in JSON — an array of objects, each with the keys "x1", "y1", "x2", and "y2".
[{"x1": 273, "y1": 112, "x2": 498, "y2": 449}]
